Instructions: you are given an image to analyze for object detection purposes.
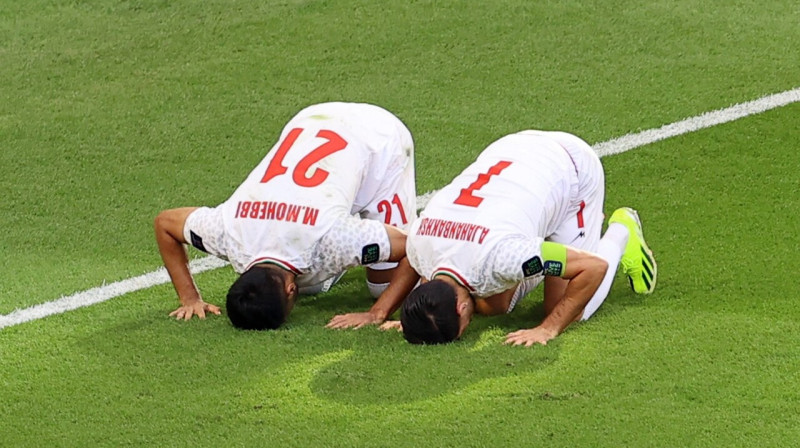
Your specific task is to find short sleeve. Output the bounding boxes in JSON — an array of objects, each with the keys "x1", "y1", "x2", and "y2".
[
  {"x1": 183, "y1": 207, "x2": 232, "y2": 258},
  {"x1": 311, "y1": 214, "x2": 392, "y2": 275},
  {"x1": 480, "y1": 235, "x2": 545, "y2": 296}
]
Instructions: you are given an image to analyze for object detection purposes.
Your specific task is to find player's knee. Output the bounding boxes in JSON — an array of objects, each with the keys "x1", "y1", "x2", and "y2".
[
  {"x1": 598, "y1": 257, "x2": 610, "y2": 276},
  {"x1": 367, "y1": 281, "x2": 389, "y2": 299}
]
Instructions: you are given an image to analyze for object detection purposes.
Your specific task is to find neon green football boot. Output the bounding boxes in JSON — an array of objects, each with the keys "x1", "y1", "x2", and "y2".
[{"x1": 608, "y1": 207, "x2": 657, "y2": 294}]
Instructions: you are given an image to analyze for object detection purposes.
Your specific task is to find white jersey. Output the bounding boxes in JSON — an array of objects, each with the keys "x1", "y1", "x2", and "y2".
[
  {"x1": 407, "y1": 130, "x2": 604, "y2": 298},
  {"x1": 184, "y1": 102, "x2": 417, "y2": 287}
]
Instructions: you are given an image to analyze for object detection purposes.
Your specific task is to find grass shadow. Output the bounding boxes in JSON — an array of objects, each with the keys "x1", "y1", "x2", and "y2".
[{"x1": 308, "y1": 301, "x2": 561, "y2": 406}]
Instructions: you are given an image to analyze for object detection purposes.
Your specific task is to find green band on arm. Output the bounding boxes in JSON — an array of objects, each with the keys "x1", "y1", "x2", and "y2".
[{"x1": 541, "y1": 242, "x2": 568, "y2": 277}]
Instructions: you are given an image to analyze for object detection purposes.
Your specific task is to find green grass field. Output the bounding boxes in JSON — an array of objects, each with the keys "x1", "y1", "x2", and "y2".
[{"x1": 2, "y1": 1, "x2": 799, "y2": 446}]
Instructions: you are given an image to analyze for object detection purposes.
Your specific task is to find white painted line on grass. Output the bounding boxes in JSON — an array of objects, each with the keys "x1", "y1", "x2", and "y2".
[
  {"x1": 593, "y1": 87, "x2": 800, "y2": 157},
  {"x1": 0, "y1": 257, "x2": 228, "y2": 329},
  {"x1": 2, "y1": 87, "x2": 798, "y2": 330}
]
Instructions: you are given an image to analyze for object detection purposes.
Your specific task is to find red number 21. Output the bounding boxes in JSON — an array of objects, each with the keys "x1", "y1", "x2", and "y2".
[
  {"x1": 377, "y1": 194, "x2": 409, "y2": 225},
  {"x1": 453, "y1": 160, "x2": 512, "y2": 207},
  {"x1": 260, "y1": 128, "x2": 347, "y2": 187}
]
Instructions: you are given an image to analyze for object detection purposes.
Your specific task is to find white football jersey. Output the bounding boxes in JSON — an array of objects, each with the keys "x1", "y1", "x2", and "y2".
[
  {"x1": 407, "y1": 130, "x2": 604, "y2": 298},
  {"x1": 184, "y1": 102, "x2": 417, "y2": 287}
]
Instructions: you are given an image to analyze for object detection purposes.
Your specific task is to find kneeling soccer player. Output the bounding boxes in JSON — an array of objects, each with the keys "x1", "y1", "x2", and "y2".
[
  {"x1": 332, "y1": 129, "x2": 656, "y2": 346},
  {"x1": 154, "y1": 102, "x2": 417, "y2": 330}
]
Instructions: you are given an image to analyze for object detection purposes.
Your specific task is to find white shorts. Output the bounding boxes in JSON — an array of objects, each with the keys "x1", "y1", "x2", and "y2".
[{"x1": 542, "y1": 132, "x2": 605, "y2": 253}]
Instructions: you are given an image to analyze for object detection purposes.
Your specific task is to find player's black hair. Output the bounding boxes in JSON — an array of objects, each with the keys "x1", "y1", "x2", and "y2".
[
  {"x1": 400, "y1": 279, "x2": 460, "y2": 344},
  {"x1": 226, "y1": 266, "x2": 289, "y2": 330}
]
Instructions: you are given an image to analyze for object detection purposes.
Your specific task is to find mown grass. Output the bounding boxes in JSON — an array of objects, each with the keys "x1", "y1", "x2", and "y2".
[{"x1": 1, "y1": 1, "x2": 799, "y2": 446}]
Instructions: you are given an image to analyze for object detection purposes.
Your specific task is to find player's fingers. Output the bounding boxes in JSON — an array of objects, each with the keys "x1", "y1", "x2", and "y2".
[
  {"x1": 331, "y1": 315, "x2": 368, "y2": 329},
  {"x1": 506, "y1": 335, "x2": 530, "y2": 346},
  {"x1": 504, "y1": 332, "x2": 521, "y2": 343},
  {"x1": 207, "y1": 305, "x2": 221, "y2": 315},
  {"x1": 326, "y1": 316, "x2": 345, "y2": 328},
  {"x1": 379, "y1": 321, "x2": 401, "y2": 331},
  {"x1": 197, "y1": 308, "x2": 206, "y2": 320}
]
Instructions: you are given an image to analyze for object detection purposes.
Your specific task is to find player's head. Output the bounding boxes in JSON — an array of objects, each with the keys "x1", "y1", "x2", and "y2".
[
  {"x1": 226, "y1": 265, "x2": 298, "y2": 330},
  {"x1": 400, "y1": 278, "x2": 473, "y2": 344}
]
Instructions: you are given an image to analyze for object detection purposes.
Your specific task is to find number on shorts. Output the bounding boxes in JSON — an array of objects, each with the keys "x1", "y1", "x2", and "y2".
[{"x1": 377, "y1": 193, "x2": 409, "y2": 225}]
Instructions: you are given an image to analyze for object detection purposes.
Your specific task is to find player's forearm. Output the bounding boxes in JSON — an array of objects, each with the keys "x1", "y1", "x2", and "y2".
[
  {"x1": 537, "y1": 247, "x2": 608, "y2": 335},
  {"x1": 368, "y1": 257, "x2": 419, "y2": 320},
  {"x1": 539, "y1": 269, "x2": 603, "y2": 334},
  {"x1": 162, "y1": 246, "x2": 202, "y2": 305},
  {"x1": 538, "y1": 293, "x2": 587, "y2": 335},
  {"x1": 383, "y1": 224, "x2": 408, "y2": 262},
  {"x1": 155, "y1": 212, "x2": 201, "y2": 305}
]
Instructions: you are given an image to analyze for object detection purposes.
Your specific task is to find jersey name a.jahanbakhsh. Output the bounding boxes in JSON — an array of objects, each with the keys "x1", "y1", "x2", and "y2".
[
  {"x1": 407, "y1": 131, "x2": 584, "y2": 298},
  {"x1": 186, "y1": 102, "x2": 416, "y2": 287}
]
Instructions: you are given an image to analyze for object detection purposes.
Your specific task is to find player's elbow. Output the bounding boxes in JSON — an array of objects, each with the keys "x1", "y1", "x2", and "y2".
[
  {"x1": 154, "y1": 210, "x2": 171, "y2": 235},
  {"x1": 154, "y1": 207, "x2": 196, "y2": 244},
  {"x1": 154, "y1": 209, "x2": 183, "y2": 240},
  {"x1": 577, "y1": 254, "x2": 608, "y2": 286}
]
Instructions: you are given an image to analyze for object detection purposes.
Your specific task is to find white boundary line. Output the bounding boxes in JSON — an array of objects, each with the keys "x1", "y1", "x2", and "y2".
[
  {"x1": 2, "y1": 87, "x2": 799, "y2": 330},
  {"x1": 593, "y1": 88, "x2": 800, "y2": 157}
]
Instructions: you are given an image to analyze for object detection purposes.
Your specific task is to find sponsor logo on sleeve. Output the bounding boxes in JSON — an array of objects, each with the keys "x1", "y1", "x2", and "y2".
[
  {"x1": 522, "y1": 256, "x2": 543, "y2": 277},
  {"x1": 361, "y1": 244, "x2": 380, "y2": 264},
  {"x1": 190, "y1": 231, "x2": 207, "y2": 253},
  {"x1": 543, "y1": 261, "x2": 564, "y2": 277}
]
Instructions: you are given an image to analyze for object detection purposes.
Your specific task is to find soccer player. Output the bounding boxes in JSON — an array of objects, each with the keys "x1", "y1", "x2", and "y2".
[
  {"x1": 332, "y1": 129, "x2": 657, "y2": 346},
  {"x1": 154, "y1": 102, "x2": 417, "y2": 330}
]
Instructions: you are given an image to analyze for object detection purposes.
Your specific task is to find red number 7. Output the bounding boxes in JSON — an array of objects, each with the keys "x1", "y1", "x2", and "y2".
[
  {"x1": 260, "y1": 128, "x2": 348, "y2": 187},
  {"x1": 453, "y1": 160, "x2": 512, "y2": 207}
]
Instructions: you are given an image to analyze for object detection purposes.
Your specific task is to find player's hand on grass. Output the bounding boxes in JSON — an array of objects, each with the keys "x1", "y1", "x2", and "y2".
[
  {"x1": 504, "y1": 326, "x2": 558, "y2": 347},
  {"x1": 378, "y1": 320, "x2": 402, "y2": 331},
  {"x1": 169, "y1": 300, "x2": 221, "y2": 321},
  {"x1": 326, "y1": 312, "x2": 384, "y2": 329}
]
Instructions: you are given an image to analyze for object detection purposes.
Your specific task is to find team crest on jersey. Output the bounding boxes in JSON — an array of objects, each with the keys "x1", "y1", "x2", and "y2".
[
  {"x1": 543, "y1": 261, "x2": 564, "y2": 277},
  {"x1": 190, "y1": 231, "x2": 207, "y2": 253},
  {"x1": 522, "y1": 256, "x2": 543, "y2": 277},
  {"x1": 361, "y1": 244, "x2": 380, "y2": 264}
]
